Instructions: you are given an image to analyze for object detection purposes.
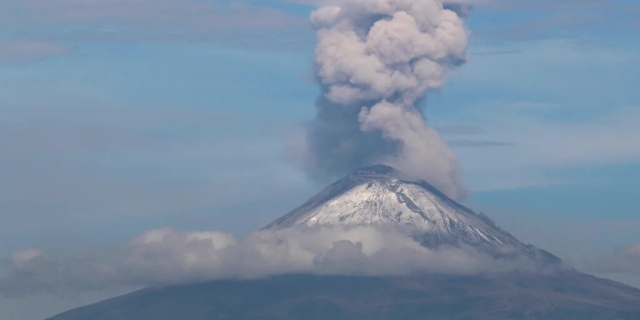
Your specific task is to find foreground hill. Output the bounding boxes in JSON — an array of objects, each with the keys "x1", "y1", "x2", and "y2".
[{"x1": 48, "y1": 272, "x2": 640, "y2": 320}]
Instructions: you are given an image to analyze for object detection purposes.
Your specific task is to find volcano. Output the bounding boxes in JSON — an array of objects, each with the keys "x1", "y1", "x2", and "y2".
[
  {"x1": 46, "y1": 165, "x2": 640, "y2": 320},
  {"x1": 265, "y1": 164, "x2": 560, "y2": 266},
  {"x1": 264, "y1": 165, "x2": 519, "y2": 247}
]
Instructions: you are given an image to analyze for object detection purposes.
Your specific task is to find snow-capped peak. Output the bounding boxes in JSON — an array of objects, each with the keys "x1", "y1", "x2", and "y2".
[{"x1": 264, "y1": 165, "x2": 522, "y2": 249}]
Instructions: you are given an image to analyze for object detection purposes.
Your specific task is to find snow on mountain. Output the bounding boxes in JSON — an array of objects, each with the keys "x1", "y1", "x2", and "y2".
[{"x1": 264, "y1": 165, "x2": 523, "y2": 249}]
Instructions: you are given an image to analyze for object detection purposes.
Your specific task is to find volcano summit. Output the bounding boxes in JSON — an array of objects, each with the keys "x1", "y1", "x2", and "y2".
[
  {"x1": 265, "y1": 165, "x2": 520, "y2": 247},
  {"x1": 266, "y1": 164, "x2": 560, "y2": 267}
]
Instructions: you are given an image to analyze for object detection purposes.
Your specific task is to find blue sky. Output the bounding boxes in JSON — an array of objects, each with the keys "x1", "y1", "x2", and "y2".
[{"x1": 1, "y1": 0, "x2": 639, "y2": 318}]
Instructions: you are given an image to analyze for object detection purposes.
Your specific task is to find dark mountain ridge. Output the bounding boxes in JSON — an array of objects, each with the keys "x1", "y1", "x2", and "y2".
[{"x1": 48, "y1": 272, "x2": 640, "y2": 320}]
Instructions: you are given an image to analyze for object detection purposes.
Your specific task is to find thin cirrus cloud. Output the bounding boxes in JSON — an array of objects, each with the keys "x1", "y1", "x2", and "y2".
[
  {"x1": 0, "y1": 41, "x2": 70, "y2": 63},
  {"x1": 435, "y1": 126, "x2": 514, "y2": 148},
  {"x1": 436, "y1": 125, "x2": 486, "y2": 136},
  {"x1": 0, "y1": 0, "x2": 307, "y2": 41},
  {"x1": 463, "y1": 0, "x2": 640, "y2": 44},
  {"x1": 452, "y1": 105, "x2": 640, "y2": 191},
  {"x1": 3, "y1": 0, "x2": 629, "y2": 43},
  {"x1": 448, "y1": 140, "x2": 515, "y2": 148},
  {"x1": 434, "y1": 126, "x2": 514, "y2": 148},
  {"x1": 0, "y1": 104, "x2": 308, "y2": 228}
]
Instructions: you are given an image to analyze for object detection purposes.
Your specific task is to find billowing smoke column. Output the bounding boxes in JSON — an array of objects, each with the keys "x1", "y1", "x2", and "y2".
[{"x1": 303, "y1": 0, "x2": 470, "y2": 199}]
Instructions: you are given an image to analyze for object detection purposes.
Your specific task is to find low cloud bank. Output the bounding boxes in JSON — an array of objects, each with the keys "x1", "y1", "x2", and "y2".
[
  {"x1": 1, "y1": 226, "x2": 536, "y2": 297},
  {"x1": 597, "y1": 244, "x2": 640, "y2": 276}
]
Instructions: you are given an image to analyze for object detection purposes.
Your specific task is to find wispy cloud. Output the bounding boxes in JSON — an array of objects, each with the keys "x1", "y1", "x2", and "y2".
[
  {"x1": 0, "y1": 41, "x2": 70, "y2": 63},
  {"x1": 0, "y1": 0, "x2": 307, "y2": 43},
  {"x1": 472, "y1": 0, "x2": 638, "y2": 42},
  {"x1": 436, "y1": 126, "x2": 515, "y2": 148},
  {"x1": 0, "y1": 103, "x2": 314, "y2": 240},
  {"x1": 507, "y1": 101, "x2": 559, "y2": 109},
  {"x1": 1, "y1": 0, "x2": 303, "y2": 28},
  {"x1": 449, "y1": 140, "x2": 515, "y2": 148},
  {"x1": 437, "y1": 125, "x2": 486, "y2": 136},
  {"x1": 514, "y1": 107, "x2": 640, "y2": 166},
  {"x1": 453, "y1": 104, "x2": 640, "y2": 191}
]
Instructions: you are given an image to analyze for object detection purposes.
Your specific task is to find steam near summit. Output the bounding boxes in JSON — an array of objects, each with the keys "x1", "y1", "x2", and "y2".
[{"x1": 303, "y1": 0, "x2": 470, "y2": 199}]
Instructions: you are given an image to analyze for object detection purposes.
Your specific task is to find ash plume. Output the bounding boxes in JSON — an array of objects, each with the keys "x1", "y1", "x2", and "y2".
[{"x1": 302, "y1": 0, "x2": 471, "y2": 199}]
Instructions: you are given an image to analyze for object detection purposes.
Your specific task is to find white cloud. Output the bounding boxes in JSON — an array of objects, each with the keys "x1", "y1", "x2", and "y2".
[
  {"x1": 10, "y1": 249, "x2": 43, "y2": 267},
  {"x1": 0, "y1": 249, "x2": 59, "y2": 297},
  {"x1": 0, "y1": 41, "x2": 70, "y2": 63},
  {"x1": 0, "y1": 226, "x2": 537, "y2": 297}
]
